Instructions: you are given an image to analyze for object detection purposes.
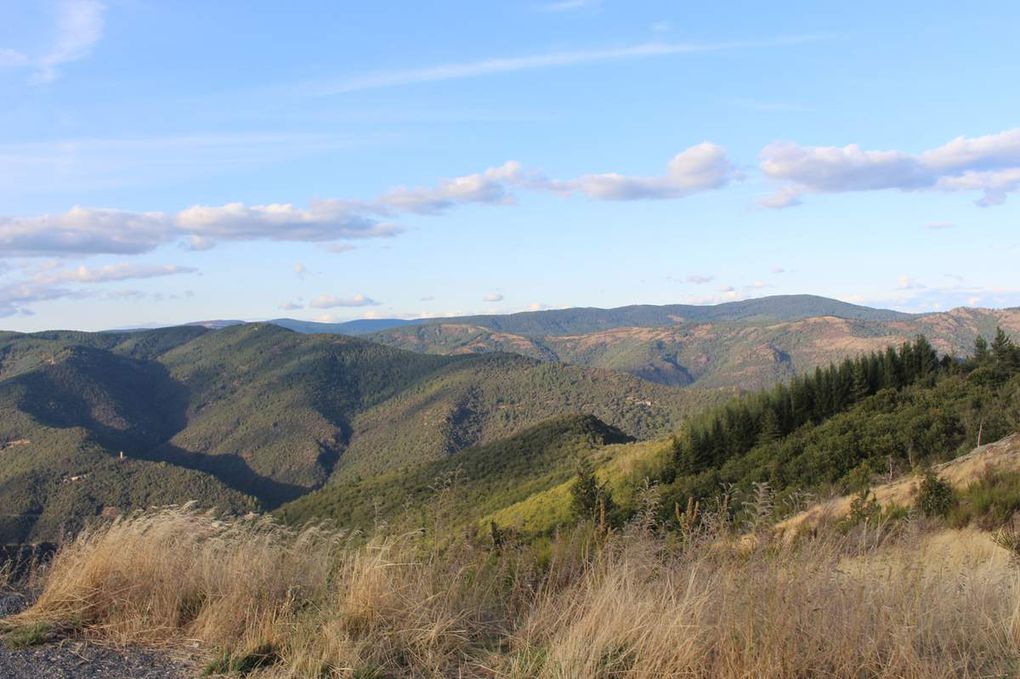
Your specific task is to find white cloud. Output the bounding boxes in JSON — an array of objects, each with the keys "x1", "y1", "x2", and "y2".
[
  {"x1": 483, "y1": 292, "x2": 504, "y2": 302},
  {"x1": 34, "y1": 0, "x2": 106, "y2": 82},
  {"x1": 771, "y1": 266, "x2": 786, "y2": 274},
  {"x1": 33, "y1": 263, "x2": 196, "y2": 285},
  {"x1": 685, "y1": 274, "x2": 714, "y2": 284},
  {"x1": 279, "y1": 302, "x2": 303, "y2": 311},
  {"x1": 897, "y1": 276, "x2": 925, "y2": 290},
  {"x1": 309, "y1": 293, "x2": 380, "y2": 309},
  {"x1": 759, "y1": 127, "x2": 1020, "y2": 207},
  {"x1": 0, "y1": 261, "x2": 194, "y2": 317},
  {"x1": 176, "y1": 200, "x2": 398, "y2": 242},
  {"x1": 302, "y1": 36, "x2": 827, "y2": 96},
  {"x1": 540, "y1": 0, "x2": 598, "y2": 11},
  {"x1": 920, "y1": 128, "x2": 1020, "y2": 172},
  {"x1": 0, "y1": 1, "x2": 106, "y2": 83},
  {"x1": 376, "y1": 162, "x2": 523, "y2": 214},
  {"x1": 326, "y1": 244, "x2": 357, "y2": 254},
  {"x1": 936, "y1": 168, "x2": 1020, "y2": 207},
  {"x1": 0, "y1": 207, "x2": 172, "y2": 256},
  {"x1": 0, "y1": 147, "x2": 734, "y2": 257},
  {"x1": 549, "y1": 143, "x2": 737, "y2": 200},
  {"x1": 294, "y1": 262, "x2": 306, "y2": 276},
  {"x1": 858, "y1": 284, "x2": 1020, "y2": 313},
  {"x1": 0, "y1": 282, "x2": 76, "y2": 317}
]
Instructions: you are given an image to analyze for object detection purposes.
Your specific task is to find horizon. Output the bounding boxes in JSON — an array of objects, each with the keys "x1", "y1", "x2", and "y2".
[
  {"x1": 16, "y1": 292, "x2": 1020, "y2": 334},
  {"x1": 3, "y1": 1, "x2": 1020, "y2": 331}
]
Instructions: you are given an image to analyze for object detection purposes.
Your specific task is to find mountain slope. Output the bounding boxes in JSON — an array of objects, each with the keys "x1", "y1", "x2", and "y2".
[
  {"x1": 369, "y1": 305, "x2": 1020, "y2": 388},
  {"x1": 0, "y1": 324, "x2": 719, "y2": 542},
  {"x1": 278, "y1": 414, "x2": 631, "y2": 531},
  {"x1": 184, "y1": 295, "x2": 904, "y2": 338}
]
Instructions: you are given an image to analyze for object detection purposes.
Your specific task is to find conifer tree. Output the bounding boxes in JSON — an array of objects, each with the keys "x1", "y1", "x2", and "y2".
[
  {"x1": 851, "y1": 359, "x2": 870, "y2": 402},
  {"x1": 757, "y1": 408, "x2": 781, "y2": 445}
]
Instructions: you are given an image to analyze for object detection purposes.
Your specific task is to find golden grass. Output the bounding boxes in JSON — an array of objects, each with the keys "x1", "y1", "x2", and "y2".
[
  {"x1": 777, "y1": 433, "x2": 1020, "y2": 539},
  {"x1": 5, "y1": 506, "x2": 1020, "y2": 678}
]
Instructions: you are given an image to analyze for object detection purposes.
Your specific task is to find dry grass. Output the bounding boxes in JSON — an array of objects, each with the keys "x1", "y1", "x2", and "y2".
[
  {"x1": 777, "y1": 433, "x2": 1020, "y2": 539},
  {"x1": 4, "y1": 506, "x2": 1020, "y2": 678}
]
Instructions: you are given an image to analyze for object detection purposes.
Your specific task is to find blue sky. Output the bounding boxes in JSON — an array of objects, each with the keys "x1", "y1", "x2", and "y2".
[{"x1": 1, "y1": 0, "x2": 1019, "y2": 331}]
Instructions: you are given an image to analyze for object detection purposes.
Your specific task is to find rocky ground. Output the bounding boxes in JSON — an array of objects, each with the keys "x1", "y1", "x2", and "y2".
[
  {"x1": 0, "y1": 643, "x2": 197, "y2": 679},
  {"x1": 0, "y1": 591, "x2": 197, "y2": 679}
]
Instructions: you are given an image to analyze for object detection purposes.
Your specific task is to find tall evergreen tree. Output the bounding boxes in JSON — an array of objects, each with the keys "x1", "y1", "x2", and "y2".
[{"x1": 851, "y1": 359, "x2": 870, "y2": 402}]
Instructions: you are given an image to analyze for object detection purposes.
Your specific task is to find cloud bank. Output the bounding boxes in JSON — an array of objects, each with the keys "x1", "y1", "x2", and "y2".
[
  {"x1": 0, "y1": 144, "x2": 735, "y2": 258},
  {"x1": 760, "y1": 128, "x2": 1020, "y2": 207},
  {"x1": 0, "y1": 262, "x2": 195, "y2": 318}
]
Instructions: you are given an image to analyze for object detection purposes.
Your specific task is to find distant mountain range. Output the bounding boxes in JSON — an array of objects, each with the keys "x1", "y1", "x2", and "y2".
[
  {"x1": 178, "y1": 294, "x2": 912, "y2": 337},
  {"x1": 5, "y1": 295, "x2": 1017, "y2": 544},
  {"x1": 163, "y1": 295, "x2": 1020, "y2": 389}
]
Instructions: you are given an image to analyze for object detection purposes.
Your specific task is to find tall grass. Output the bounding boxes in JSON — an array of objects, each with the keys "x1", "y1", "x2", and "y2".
[{"x1": 4, "y1": 506, "x2": 1019, "y2": 678}]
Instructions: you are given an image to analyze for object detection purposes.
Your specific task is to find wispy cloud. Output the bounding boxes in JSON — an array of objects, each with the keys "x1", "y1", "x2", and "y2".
[
  {"x1": 0, "y1": 132, "x2": 370, "y2": 194},
  {"x1": 0, "y1": 1, "x2": 107, "y2": 83},
  {"x1": 301, "y1": 35, "x2": 828, "y2": 96},
  {"x1": 309, "y1": 293, "x2": 380, "y2": 309},
  {"x1": 35, "y1": 0, "x2": 106, "y2": 82},
  {"x1": 0, "y1": 262, "x2": 195, "y2": 317},
  {"x1": 32, "y1": 263, "x2": 197, "y2": 285},
  {"x1": 483, "y1": 292, "x2": 504, "y2": 302},
  {"x1": 539, "y1": 0, "x2": 598, "y2": 11}
]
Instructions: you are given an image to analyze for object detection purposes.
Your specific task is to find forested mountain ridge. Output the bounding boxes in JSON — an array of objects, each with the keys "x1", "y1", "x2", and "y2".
[
  {"x1": 368, "y1": 305, "x2": 1020, "y2": 389},
  {"x1": 127, "y1": 296, "x2": 1020, "y2": 391},
  {"x1": 0, "y1": 323, "x2": 717, "y2": 543}
]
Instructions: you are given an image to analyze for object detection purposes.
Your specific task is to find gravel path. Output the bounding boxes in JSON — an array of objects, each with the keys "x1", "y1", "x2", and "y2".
[
  {"x1": 0, "y1": 643, "x2": 198, "y2": 679},
  {"x1": 1, "y1": 590, "x2": 198, "y2": 679}
]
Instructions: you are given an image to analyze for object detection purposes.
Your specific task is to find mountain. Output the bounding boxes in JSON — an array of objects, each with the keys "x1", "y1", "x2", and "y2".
[
  {"x1": 278, "y1": 413, "x2": 631, "y2": 531},
  {"x1": 282, "y1": 329, "x2": 1020, "y2": 540},
  {"x1": 401, "y1": 294, "x2": 911, "y2": 336},
  {"x1": 0, "y1": 324, "x2": 717, "y2": 543},
  {"x1": 368, "y1": 302, "x2": 1020, "y2": 388},
  {"x1": 268, "y1": 318, "x2": 414, "y2": 335},
  {"x1": 158, "y1": 296, "x2": 1019, "y2": 390}
]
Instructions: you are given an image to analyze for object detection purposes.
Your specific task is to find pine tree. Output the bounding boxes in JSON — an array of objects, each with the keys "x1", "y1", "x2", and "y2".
[
  {"x1": 757, "y1": 408, "x2": 781, "y2": 445},
  {"x1": 570, "y1": 458, "x2": 614, "y2": 520},
  {"x1": 974, "y1": 335, "x2": 990, "y2": 364},
  {"x1": 850, "y1": 359, "x2": 870, "y2": 402}
]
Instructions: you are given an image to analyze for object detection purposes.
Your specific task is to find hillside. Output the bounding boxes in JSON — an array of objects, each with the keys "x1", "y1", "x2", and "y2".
[
  {"x1": 368, "y1": 302, "x2": 1020, "y2": 388},
  {"x1": 775, "y1": 433, "x2": 1020, "y2": 538},
  {"x1": 278, "y1": 414, "x2": 631, "y2": 531},
  {"x1": 0, "y1": 324, "x2": 717, "y2": 543}
]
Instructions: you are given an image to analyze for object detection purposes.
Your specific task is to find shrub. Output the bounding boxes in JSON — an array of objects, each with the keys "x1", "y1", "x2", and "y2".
[{"x1": 916, "y1": 472, "x2": 956, "y2": 518}]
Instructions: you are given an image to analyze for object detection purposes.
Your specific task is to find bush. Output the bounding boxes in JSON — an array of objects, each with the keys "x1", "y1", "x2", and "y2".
[{"x1": 916, "y1": 472, "x2": 956, "y2": 518}]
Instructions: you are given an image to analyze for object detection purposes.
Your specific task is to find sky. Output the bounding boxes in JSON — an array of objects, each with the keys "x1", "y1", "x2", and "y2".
[{"x1": 1, "y1": 0, "x2": 1019, "y2": 331}]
